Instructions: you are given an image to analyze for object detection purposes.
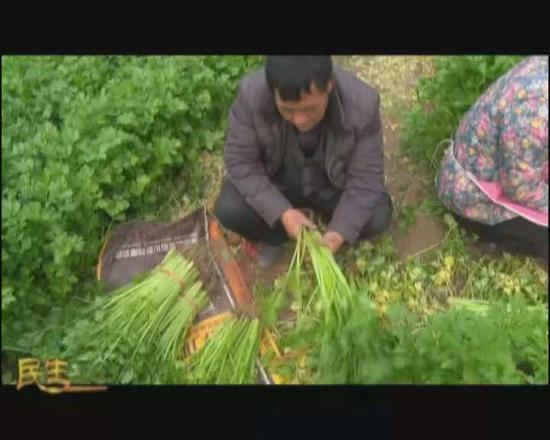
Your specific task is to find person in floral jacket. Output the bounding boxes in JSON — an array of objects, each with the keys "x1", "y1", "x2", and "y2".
[{"x1": 436, "y1": 56, "x2": 548, "y2": 262}]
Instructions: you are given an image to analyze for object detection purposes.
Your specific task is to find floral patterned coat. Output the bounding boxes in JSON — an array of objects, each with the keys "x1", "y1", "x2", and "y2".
[{"x1": 436, "y1": 56, "x2": 548, "y2": 226}]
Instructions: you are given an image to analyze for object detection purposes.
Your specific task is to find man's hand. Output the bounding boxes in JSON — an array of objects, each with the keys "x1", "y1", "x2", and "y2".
[
  {"x1": 281, "y1": 208, "x2": 316, "y2": 239},
  {"x1": 319, "y1": 230, "x2": 345, "y2": 253}
]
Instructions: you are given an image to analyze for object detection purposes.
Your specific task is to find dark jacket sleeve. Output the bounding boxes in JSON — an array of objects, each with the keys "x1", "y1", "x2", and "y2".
[
  {"x1": 223, "y1": 82, "x2": 292, "y2": 227},
  {"x1": 328, "y1": 93, "x2": 386, "y2": 244}
]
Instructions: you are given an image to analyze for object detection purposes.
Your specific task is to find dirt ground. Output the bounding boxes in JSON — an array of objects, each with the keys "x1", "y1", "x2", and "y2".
[{"x1": 336, "y1": 56, "x2": 446, "y2": 260}]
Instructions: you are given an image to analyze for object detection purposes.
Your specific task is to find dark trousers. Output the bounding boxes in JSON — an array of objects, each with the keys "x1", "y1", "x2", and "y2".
[
  {"x1": 214, "y1": 178, "x2": 393, "y2": 245},
  {"x1": 452, "y1": 213, "x2": 548, "y2": 261}
]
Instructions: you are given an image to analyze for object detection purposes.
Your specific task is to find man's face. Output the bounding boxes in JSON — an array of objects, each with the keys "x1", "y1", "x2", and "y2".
[{"x1": 274, "y1": 81, "x2": 333, "y2": 132}]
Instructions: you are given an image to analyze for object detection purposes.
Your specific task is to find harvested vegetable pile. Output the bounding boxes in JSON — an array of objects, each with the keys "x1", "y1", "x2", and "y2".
[
  {"x1": 97, "y1": 249, "x2": 208, "y2": 364},
  {"x1": 187, "y1": 316, "x2": 260, "y2": 384}
]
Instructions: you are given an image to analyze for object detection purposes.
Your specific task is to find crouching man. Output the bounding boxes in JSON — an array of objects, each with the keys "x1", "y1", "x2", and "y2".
[{"x1": 215, "y1": 55, "x2": 393, "y2": 267}]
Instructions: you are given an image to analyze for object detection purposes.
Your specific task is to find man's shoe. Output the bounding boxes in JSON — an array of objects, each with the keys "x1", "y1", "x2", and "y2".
[{"x1": 258, "y1": 243, "x2": 285, "y2": 268}]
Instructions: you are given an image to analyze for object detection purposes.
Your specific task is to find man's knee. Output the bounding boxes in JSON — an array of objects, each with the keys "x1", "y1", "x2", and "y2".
[
  {"x1": 359, "y1": 193, "x2": 393, "y2": 239},
  {"x1": 214, "y1": 179, "x2": 250, "y2": 230}
]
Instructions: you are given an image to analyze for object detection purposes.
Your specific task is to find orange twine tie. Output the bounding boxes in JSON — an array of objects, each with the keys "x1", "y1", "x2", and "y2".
[{"x1": 159, "y1": 267, "x2": 200, "y2": 313}]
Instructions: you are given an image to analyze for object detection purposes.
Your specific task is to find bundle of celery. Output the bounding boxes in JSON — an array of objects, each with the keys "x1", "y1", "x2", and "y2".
[
  {"x1": 183, "y1": 267, "x2": 290, "y2": 384},
  {"x1": 288, "y1": 228, "x2": 356, "y2": 324},
  {"x1": 96, "y1": 248, "x2": 208, "y2": 364},
  {"x1": 187, "y1": 316, "x2": 261, "y2": 384},
  {"x1": 282, "y1": 228, "x2": 381, "y2": 383}
]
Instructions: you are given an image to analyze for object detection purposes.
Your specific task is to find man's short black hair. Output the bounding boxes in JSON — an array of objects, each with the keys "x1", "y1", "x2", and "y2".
[{"x1": 265, "y1": 56, "x2": 333, "y2": 102}]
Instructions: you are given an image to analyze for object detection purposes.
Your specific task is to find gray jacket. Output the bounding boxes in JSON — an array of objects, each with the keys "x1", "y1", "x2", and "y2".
[{"x1": 223, "y1": 65, "x2": 385, "y2": 244}]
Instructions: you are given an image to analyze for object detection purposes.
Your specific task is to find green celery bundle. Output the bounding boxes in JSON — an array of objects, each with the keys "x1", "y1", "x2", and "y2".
[
  {"x1": 187, "y1": 316, "x2": 261, "y2": 384},
  {"x1": 96, "y1": 248, "x2": 209, "y2": 364}
]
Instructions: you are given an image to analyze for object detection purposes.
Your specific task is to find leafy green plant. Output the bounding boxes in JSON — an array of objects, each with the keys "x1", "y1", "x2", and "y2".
[
  {"x1": 284, "y1": 285, "x2": 548, "y2": 384},
  {"x1": 400, "y1": 55, "x2": 524, "y2": 169},
  {"x1": 275, "y1": 215, "x2": 548, "y2": 384},
  {"x1": 2, "y1": 55, "x2": 263, "y2": 359}
]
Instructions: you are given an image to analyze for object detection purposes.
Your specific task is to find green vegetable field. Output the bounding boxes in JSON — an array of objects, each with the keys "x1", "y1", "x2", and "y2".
[{"x1": 2, "y1": 55, "x2": 547, "y2": 385}]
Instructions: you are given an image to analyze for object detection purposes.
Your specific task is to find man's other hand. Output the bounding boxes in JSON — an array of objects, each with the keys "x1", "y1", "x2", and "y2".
[{"x1": 319, "y1": 230, "x2": 345, "y2": 253}]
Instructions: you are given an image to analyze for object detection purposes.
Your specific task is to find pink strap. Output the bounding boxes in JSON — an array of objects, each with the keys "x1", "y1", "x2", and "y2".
[{"x1": 472, "y1": 179, "x2": 548, "y2": 227}]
